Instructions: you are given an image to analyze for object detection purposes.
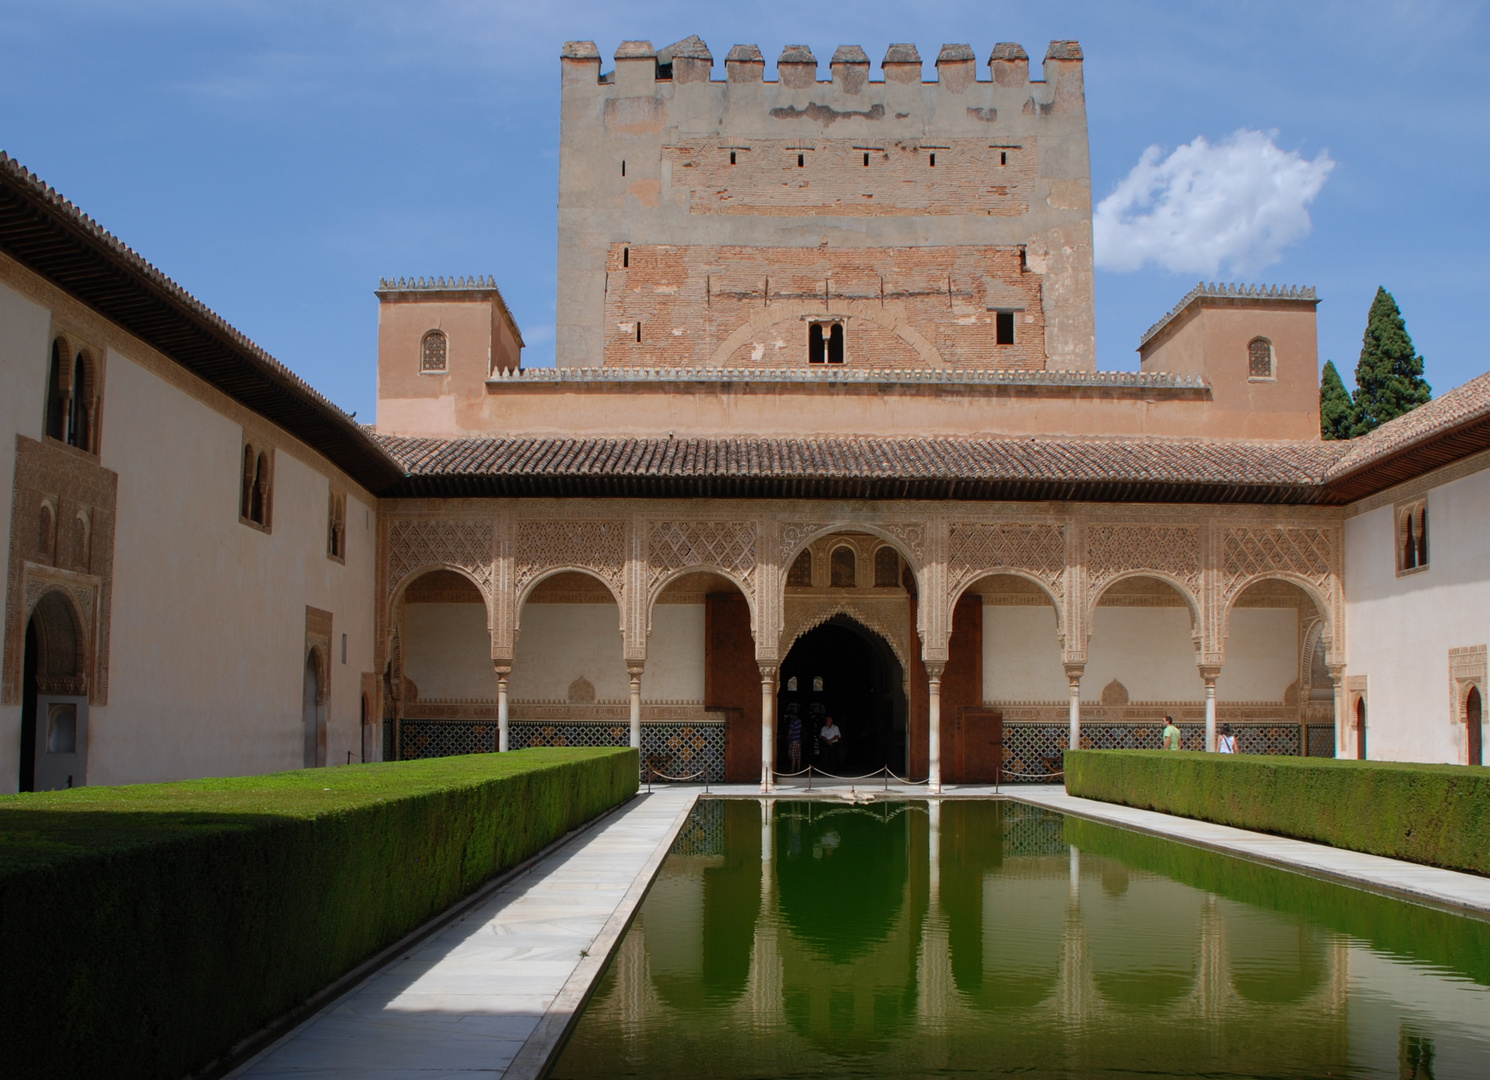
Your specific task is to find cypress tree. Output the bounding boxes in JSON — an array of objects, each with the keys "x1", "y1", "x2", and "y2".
[
  {"x1": 1319, "y1": 360, "x2": 1355, "y2": 440},
  {"x1": 1350, "y1": 287, "x2": 1431, "y2": 435}
]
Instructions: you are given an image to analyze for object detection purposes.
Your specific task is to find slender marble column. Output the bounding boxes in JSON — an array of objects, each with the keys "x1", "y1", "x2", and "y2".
[
  {"x1": 1064, "y1": 663, "x2": 1085, "y2": 757},
  {"x1": 927, "y1": 663, "x2": 945, "y2": 792},
  {"x1": 1329, "y1": 666, "x2": 1348, "y2": 757},
  {"x1": 495, "y1": 665, "x2": 510, "y2": 752},
  {"x1": 1202, "y1": 667, "x2": 1220, "y2": 752},
  {"x1": 627, "y1": 664, "x2": 644, "y2": 752},
  {"x1": 760, "y1": 665, "x2": 777, "y2": 793}
]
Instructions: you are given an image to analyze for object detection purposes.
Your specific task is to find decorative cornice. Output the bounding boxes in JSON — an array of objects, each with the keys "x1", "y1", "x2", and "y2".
[
  {"x1": 1140, "y1": 281, "x2": 1319, "y2": 348},
  {"x1": 489, "y1": 366, "x2": 1208, "y2": 391}
]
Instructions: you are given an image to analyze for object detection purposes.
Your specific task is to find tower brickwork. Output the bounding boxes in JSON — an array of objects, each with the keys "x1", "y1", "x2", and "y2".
[{"x1": 556, "y1": 38, "x2": 1095, "y2": 371}]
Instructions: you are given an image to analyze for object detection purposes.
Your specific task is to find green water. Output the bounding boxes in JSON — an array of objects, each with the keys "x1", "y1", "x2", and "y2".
[{"x1": 551, "y1": 799, "x2": 1490, "y2": 1080}]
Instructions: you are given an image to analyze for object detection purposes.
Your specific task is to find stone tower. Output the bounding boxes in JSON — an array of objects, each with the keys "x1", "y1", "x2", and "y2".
[{"x1": 556, "y1": 37, "x2": 1095, "y2": 371}]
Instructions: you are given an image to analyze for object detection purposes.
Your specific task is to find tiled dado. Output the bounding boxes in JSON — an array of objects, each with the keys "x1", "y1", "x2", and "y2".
[
  {"x1": 1003, "y1": 721, "x2": 1336, "y2": 781},
  {"x1": 397, "y1": 718, "x2": 727, "y2": 782}
]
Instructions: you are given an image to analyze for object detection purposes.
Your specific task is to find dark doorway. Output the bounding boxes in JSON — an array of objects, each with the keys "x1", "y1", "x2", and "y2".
[
  {"x1": 19, "y1": 618, "x2": 38, "y2": 792},
  {"x1": 1355, "y1": 697, "x2": 1367, "y2": 760},
  {"x1": 777, "y1": 617, "x2": 905, "y2": 777},
  {"x1": 1468, "y1": 686, "x2": 1482, "y2": 767}
]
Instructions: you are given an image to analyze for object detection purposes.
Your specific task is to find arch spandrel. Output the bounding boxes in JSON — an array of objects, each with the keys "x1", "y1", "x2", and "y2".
[{"x1": 645, "y1": 564, "x2": 758, "y2": 641}]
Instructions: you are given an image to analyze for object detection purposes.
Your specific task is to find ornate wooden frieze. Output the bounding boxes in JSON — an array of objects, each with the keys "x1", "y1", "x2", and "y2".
[{"x1": 387, "y1": 518, "x2": 495, "y2": 599}]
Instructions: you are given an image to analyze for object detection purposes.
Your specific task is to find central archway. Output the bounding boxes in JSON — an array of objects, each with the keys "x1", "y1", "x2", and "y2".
[{"x1": 777, "y1": 616, "x2": 906, "y2": 776}]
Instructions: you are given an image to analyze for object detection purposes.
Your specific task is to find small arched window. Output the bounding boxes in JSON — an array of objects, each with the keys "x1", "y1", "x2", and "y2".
[
  {"x1": 787, "y1": 549, "x2": 812, "y2": 587},
  {"x1": 1248, "y1": 337, "x2": 1274, "y2": 379},
  {"x1": 67, "y1": 350, "x2": 93, "y2": 450},
  {"x1": 874, "y1": 546, "x2": 900, "y2": 588},
  {"x1": 45, "y1": 340, "x2": 67, "y2": 441},
  {"x1": 242, "y1": 442, "x2": 273, "y2": 529},
  {"x1": 420, "y1": 329, "x2": 449, "y2": 373},
  {"x1": 327, "y1": 491, "x2": 346, "y2": 561},
  {"x1": 830, "y1": 546, "x2": 856, "y2": 588},
  {"x1": 1398, "y1": 500, "x2": 1428, "y2": 574}
]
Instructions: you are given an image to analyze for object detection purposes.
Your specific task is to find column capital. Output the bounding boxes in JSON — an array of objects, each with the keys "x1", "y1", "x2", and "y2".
[
  {"x1": 925, "y1": 661, "x2": 946, "y2": 683},
  {"x1": 493, "y1": 662, "x2": 512, "y2": 678},
  {"x1": 626, "y1": 662, "x2": 645, "y2": 680},
  {"x1": 1063, "y1": 662, "x2": 1085, "y2": 684},
  {"x1": 1198, "y1": 664, "x2": 1222, "y2": 684},
  {"x1": 758, "y1": 663, "x2": 778, "y2": 682},
  {"x1": 1326, "y1": 662, "x2": 1346, "y2": 684}
]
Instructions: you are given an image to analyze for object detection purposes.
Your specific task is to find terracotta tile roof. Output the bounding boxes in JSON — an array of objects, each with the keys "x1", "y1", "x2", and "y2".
[
  {"x1": 378, "y1": 433, "x2": 1347, "y2": 503},
  {"x1": 1322, "y1": 371, "x2": 1490, "y2": 500}
]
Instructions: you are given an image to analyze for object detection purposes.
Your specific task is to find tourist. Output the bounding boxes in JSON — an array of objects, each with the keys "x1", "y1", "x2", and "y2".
[
  {"x1": 820, "y1": 715, "x2": 842, "y2": 771},
  {"x1": 1218, "y1": 722, "x2": 1238, "y2": 754},
  {"x1": 1162, "y1": 715, "x2": 1182, "y2": 751},
  {"x1": 787, "y1": 709, "x2": 803, "y2": 771}
]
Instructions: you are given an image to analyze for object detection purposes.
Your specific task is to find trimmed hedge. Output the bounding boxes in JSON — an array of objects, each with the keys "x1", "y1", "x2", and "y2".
[
  {"x1": 1064, "y1": 749, "x2": 1490, "y2": 876},
  {"x1": 0, "y1": 747, "x2": 637, "y2": 1080}
]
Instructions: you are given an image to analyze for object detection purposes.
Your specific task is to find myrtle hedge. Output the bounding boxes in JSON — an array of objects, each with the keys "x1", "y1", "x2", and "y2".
[
  {"x1": 0, "y1": 747, "x2": 637, "y2": 1080},
  {"x1": 1065, "y1": 749, "x2": 1490, "y2": 876}
]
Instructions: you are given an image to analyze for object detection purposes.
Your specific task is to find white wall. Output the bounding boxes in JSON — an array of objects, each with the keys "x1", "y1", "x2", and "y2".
[
  {"x1": 508, "y1": 601, "x2": 704, "y2": 701},
  {"x1": 1345, "y1": 468, "x2": 1490, "y2": 763},
  {"x1": 1216, "y1": 608, "x2": 1298, "y2": 702},
  {"x1": 983, "y1": 605, "x2": 1067, "y2": 700},
  {"x1": 0, "y1": 281, "x2": 51, "y2": 788},
  {"x1": 403, "y1": 603, "x2": 494, "y2": 699},
  {"x1": 83, "y1": 349, "x2": 377, "y2": 785}
]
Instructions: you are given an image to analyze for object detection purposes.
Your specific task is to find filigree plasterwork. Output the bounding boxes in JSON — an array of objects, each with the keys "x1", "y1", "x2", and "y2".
[
  {"x1": 513, "y1": 519, "x2": 625, "y2": 599},
  {"x1": 879, "y1": 522, "x2": 926, "y2": 564},
  {"x1": 778, "y1": 521, "x2": 834, "y2": 563},
  {"x1": 1221, "y1": 525, "x2": 1335, "y2": 600},
  {"x1": 1087, "y1": 524, "x2": 1202, "y2": 598},
  {"x1": 947, "y1": 522, "x2": 1065, "y2": 596},
  {"x1": 388, "y1": 519, "x2": 494, "y2": 598},
  {"x1": 647, "y1": 520, "x2": 756, "y2": 594},
  {"x1": 778, "y1": 595, "x2": 914, "y2": 675}
]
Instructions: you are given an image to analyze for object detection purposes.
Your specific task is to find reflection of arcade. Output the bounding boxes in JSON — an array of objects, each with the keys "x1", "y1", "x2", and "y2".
[{"x1": 777, "y1": 617, "x2": 906, "y2": 776}]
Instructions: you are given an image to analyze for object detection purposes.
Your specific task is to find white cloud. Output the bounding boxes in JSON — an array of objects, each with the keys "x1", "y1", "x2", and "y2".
[{"x1": 1094, "y1": 129, "x2": 1334, "y2": 276}]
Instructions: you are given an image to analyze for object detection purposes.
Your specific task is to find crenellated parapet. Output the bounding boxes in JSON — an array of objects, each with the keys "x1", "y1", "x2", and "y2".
[{"x1": 555, "y1": 36, "x2": 1095, "y2": 373}]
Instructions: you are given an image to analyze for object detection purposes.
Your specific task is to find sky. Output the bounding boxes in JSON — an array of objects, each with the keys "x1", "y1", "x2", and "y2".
[{"x1": 2, "y1": 1, "x2": 1487, "y2": 421}]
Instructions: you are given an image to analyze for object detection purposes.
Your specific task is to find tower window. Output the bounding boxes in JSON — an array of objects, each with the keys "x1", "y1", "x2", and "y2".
[
  {"x1": 808, "y1": 322, "x2": 844, "y2": 364},
  {"x1": 1000, "y1": 151, "x2": 1007, "y2": 165},
  {"x1": 621, "y1": 160, "x2": 626, "y2": 177},
  {"x1": 730, "y1": 151, "x2": 736, "y2": 165},
  {"x1": 797, "y1": 154, "x2": 804, "y2": 167},
  {"x1": 863, "y1": 152, "x2": 869, "y2": 166},
  {"x1": 622, "y1": 247, "x2": 629, "y2": 268},
  {"x1": 635, "y1": 321, "x2": 642, "y2": 343},
  {"x1": 420, "y1": 330, "x2": 448, "y2": 373},
  {"x1": 929, "y1": 153, "x2": 936, "y2": 167},
  {"x1": 995, "y1": 311, "x2": 1016, "y2": 345},
  {"x1": 1248, "y1": 336, "x2": 1274, "y2": 378}
]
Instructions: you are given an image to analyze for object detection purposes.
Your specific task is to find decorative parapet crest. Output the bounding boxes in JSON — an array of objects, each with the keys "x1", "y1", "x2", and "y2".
[
  {"x1": 1140, "y1": 282, "x2": 1319, "y2": 348},
  {"x1": 378, "y1": 275, "x2": 500, "y2": 292},
  {"x1": 489, "y1": 366, "x2": 1207, "y2": 390}
]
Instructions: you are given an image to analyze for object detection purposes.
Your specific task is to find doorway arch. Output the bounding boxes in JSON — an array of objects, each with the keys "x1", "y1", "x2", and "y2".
[
  {"x1": 1467, "y1": 685, "x2": 1482, "y2": 766},
  {"x1": 18, "y1": 589, "x2": 89, "y2": 792},
  {"x1": 1354, "y1": 696, "x2": 1367, "y2": 760},
  {"x1": 303, "y1": 648, "x2": 325, "y2": 768},
  {"x1": 777, "y1": 616, "x2": 906, "y2": 776}
]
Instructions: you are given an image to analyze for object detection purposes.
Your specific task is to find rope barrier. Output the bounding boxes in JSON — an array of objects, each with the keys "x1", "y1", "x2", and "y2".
[
  {"x1": 770, "y1": 764, "x2": 932, "y2": 791},
  {"x1": 645, "y1": 764, "x2": 710, "y2": 794}
]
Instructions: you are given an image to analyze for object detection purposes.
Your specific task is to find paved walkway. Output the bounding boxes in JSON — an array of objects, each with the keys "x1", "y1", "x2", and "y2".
[
  {"x1": 231, "y1": 788, "x2": 699, "y2": 1080},
  {"x1": 1009, "y1": 785, "x2": 1490, "y2": 918}
]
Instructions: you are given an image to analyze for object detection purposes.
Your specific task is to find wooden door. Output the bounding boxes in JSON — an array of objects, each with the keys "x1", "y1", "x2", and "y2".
[{"x1": 956, "y1": 708, "x2": 1004, "y2": 783}]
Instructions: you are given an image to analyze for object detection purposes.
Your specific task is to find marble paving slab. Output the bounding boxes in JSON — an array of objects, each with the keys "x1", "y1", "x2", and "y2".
[{"x1": 230, "y1": 788, "x2": 699, "y2": 1079}]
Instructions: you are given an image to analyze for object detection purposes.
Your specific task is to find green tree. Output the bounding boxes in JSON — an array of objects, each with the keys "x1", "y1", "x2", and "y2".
[
  {"x1": 1350, "y1": 287, "x2": 1431, "y2": 435},
  {"x1": 1319, "y1": 360, "x2": 1355, "y2": 440}
]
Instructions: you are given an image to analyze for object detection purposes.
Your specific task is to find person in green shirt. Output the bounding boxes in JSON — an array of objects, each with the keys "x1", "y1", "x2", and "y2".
[{"x1": 1162, "y1": 716, "x2": 1181, "y2": 750}]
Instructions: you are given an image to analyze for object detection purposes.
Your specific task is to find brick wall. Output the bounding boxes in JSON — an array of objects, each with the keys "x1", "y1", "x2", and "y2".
[{"x1": 604, "y1": 243, "x2": 1046, "y2": 369}]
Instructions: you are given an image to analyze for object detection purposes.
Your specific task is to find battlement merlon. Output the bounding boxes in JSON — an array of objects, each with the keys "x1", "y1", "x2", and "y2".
[{"x1": 561, "y1": 38, "x2": 1084, "y2": 107}]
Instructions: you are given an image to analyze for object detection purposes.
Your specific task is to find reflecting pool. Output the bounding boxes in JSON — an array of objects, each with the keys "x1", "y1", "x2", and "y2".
[{"x1": 551, "y1": 799, "x2": 1490, "y2": 1079}]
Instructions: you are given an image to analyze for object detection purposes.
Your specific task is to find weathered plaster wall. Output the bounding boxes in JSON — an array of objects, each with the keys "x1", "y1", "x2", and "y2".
[
  {"x1": 509, "y1": 601, "x2": 704, "y2": 701},
  {"x1": 95, "y1": 351, "x2": 378, "y2": 784},
  {"x1": 1344, "y1": 460, "x2": 1490, "y2": 764},
  {"x1": 0, "y1": 280, "x2": 51, "y2": 785},
  {"x1": 556, "y1": 40, "x2": 1094, "y2": 372}
]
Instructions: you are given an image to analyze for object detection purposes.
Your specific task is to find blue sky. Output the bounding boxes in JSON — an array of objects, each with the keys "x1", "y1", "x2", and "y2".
[{"x1": 3, "y1": 1, "x2": 1486, "y2": 420}]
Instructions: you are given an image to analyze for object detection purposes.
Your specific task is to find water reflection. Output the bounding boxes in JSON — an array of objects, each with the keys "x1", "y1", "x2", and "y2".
[{"x1": 552, "y1": 799, "x2": 1490, "y2": 1079}]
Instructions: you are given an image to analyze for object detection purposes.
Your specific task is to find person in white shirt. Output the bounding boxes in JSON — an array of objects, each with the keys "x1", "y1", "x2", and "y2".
[
  {"x1": 820, "y1": 717, "x2": 842, "y2": 772},
  {"x1": 1217, "y1": 722, "x2": 1238, "y2": 754}
]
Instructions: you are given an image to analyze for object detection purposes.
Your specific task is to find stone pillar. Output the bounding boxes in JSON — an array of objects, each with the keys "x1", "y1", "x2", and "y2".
[
  {"x1": 760, "y1": 665, "x2": 777, "y2": 792},
  {"x1": 495, "y1": 664, "x2": 511, "y2": 752},
  {"x1": 628, "y1": 663, "x2": 644, "y2": 752},
  {"x1": 1201, "y1": 665, "x2": 1221, "y2": 752},
  {"x1": 1329, "y1": 665, "x2": 1347, "y2": 757},
  {"x1": 1064, "y1": 663, "x2": 1085, "y2": 756},
  {"x1": 927, "y1": 663, "x2": 945, "y2": 792},
  {"x1": 1069, "y1": 844, "x2": 1081, "y2": 906},
  {"x1": 928, "y1": 798, "x2": 942, "y2": 908}
]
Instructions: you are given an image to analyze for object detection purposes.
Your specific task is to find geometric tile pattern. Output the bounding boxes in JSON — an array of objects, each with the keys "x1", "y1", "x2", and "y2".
[
  {"x1": 1002, "y1": 721, "x2": 1310, "y2": 782},
  {"x1": 1307, "y1": 723, "x2": 1338, "y2": 758},
  {"x1": 669, "y1": 798, "x2": 726, "y2": 856}
]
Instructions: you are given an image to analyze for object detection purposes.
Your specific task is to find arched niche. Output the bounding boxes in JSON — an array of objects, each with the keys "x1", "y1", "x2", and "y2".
[
  {"x1": 959, "y1": 572, "x2": 1066, "y2": 704},
  {"x1": 395, "y1": 567, "x2": 494, "y2": 712},
  {"x1": 1222, "y1": 577, "x2": 1334, "y2": 711},
  {"x1": 512, "y1": 570, "x2": 626, "y2": 705},
  {"x1": 1086, "y1": 575, "x2": 1203, "y2": 705}
]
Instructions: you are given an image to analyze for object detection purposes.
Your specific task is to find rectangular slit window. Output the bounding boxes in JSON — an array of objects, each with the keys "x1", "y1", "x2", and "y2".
[
  {"x1": 797, "y1": 154, "x2": 804, "y2": 167},
  {"x1": 730, "y1": 151, "x2": 736, "y2": 165},
  {"x1": 863, "y1": 152, "x2": 869, "y2": 166},
  {"x1": 341, "y1": 634, "x2": 348, "y2": 665},
  {"x1": 1000, "y1": 151, "x2": 1008, "y2": 165},
  {"x1": 929, "y1": 153, "x2": 936, "y2": 167},
  {"x1": 635, "y1": 322, "x2": 642, "y2": 343},
  {"x1": 621, "y1": 160, "x2": 626, "y2": 176},
  {"x1": 996, "y1": 311, "x2": 1016, "y2": 345},
  {"x1": 622, "y1": 247, "x2": 629, "y2": 268}
]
